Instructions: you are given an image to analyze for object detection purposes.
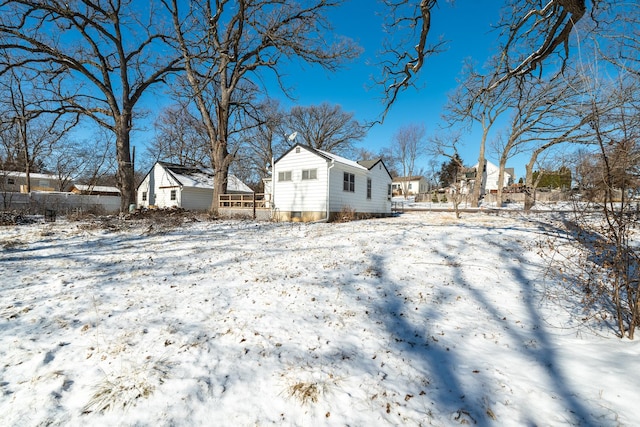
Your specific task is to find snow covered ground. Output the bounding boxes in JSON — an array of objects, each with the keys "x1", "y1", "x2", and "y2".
[{"x1": 1, "y1": 211, "x2": 639, "y2": 426}]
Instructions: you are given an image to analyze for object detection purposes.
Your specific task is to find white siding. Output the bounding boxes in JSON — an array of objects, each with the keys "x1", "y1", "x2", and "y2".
[
  {"x1": 137, "y1": 163, "x2": 180, "y2": 208},
  {"x1": 483, "y1": 162, "x2": 512, "y2": 192},
  {"x1": 328, "y1": 161, "x2": 391, "y2": 214},
  {"x1": 272, "y1": 146, "x2": 392, "y2": 220},
  {"x1": 136, "y1": 174, "x2": 151, "y2": 207},
  {"x1": 181, "y1": 187, "x2": 213, "y2": 210},
  {"x1": 273, "y1": 147, "x2": 329, "y2": 213},
  {"x1": 366, "y1": 162, "x2": 393, "y2": 213}
]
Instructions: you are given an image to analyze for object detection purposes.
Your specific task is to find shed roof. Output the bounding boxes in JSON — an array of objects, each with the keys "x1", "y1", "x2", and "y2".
[
  {"x1": 392, "y1": 176, "x2": 425, "y2": 182},
  {"x1": 153, "y1": 162, "x2": 253, "y2": 193},
  {"x1": 72, "y1": 184, "x2": 120, "y2": 194}
]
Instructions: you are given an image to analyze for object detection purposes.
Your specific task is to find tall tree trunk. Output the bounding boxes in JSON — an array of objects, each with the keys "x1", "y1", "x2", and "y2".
[
  {"x1": 115, "y1": 114, "x2": 135, "y2": 212},
  {"x1": 472, "y1": 127, "x2": 488, "y2": 208},
  {"x1": 210, "y1": 141, "x2": 231, "y2": 213},
  {"x1": 210, "y1": 100, "x2": 233, "y2": 213},
  {"x1": 524, "y1": 159, "x2": 536, "y2": 211},
  {"x1": 497, "y1": 152, "x2": 508, "y2": 207}
]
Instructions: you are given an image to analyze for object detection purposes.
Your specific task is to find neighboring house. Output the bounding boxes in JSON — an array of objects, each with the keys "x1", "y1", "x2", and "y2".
[
  {"x1": 271, "y1": 144, "x2": 392, "y2": 221},
  {"x1": 391, "y1": 176, "x2": 428, "y2": 196},
  {"x1": 136, "y1": 161, "x2": 253, "y2": 210},
  {"x1": 70, "y1": 184, "x2": 120, "y2": 196},
  {"x1": 0, "y1": 170, "x2": 68, "y2": 193},
  {"x1": 470, "y1": 160, "x2": 514, "y2": 194}
]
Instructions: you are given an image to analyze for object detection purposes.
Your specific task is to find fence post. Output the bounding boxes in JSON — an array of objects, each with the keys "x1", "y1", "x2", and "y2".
[{"x1": 253, "y1": 192, "x2": 256, "y2": 219}]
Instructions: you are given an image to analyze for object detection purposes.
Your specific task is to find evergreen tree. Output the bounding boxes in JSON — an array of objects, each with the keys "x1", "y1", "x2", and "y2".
[{"x1": 437, "y1": 154, "x2": 463, "y2": 188}]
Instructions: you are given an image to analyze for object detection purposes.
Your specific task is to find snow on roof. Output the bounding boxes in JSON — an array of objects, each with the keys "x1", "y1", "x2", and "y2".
[
  {"x1": 160, "y1": 162, "x2": 252, "y2": 193},
  {"x1": 1, "y1": 170, "x2": 61, "y2": 180},
  {"x1": 73, "y1": 184, "x2": 120, "y2": 194},
  {"x1": 164, "y1": 163, "x2": 215, "y2": 189},
  {"x1": 314, "y1": 148, "x2": 367, "y2": 170}
]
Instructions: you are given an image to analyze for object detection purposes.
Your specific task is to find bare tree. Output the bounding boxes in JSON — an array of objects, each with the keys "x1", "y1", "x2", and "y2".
[
  {"x1": 377, "y1": 0, "x2": 594, "y2": 115},
  {"x1": 492, "y1": 72, "x2": 587, "y2": 206},
  {"x1": 0, "y1": 1, "x2": 182, "y2": 211},
  {"x1": 377, "y1": 0, "x2": 444, "y2": 118},
  {"x1": 149, "y1": 104, "x2": 211, "y2": 168},
  {"x1": 446, "y1": 59, "x2": 512, "y2": 207},
  {"x1": 429, "y1": 130, "x2": 466, "y2": 217},
  {"x1": 285, "y1": 103, "x2": 366, "y2": 157},
  {"x1": 47, "y1": 132, "x2": 116, "y2": 191},
  {"x1": 390, "y1": 123, "x2": 426, "y2": 199},
  {"x1": 236, "y1": 98, "x2": 288, "y2": 187},
  {"x1": 559, "y1": 74, "x2": 640, "y2": 339},
  {"x1": 164, "y1": 0, "x2": 360, "y2": 212},
  {"x1": 489, "y1": 0, "x2": 588, "y2": 91},
  {"x1": 583, "y1": 2, "x2": 639, "y2": 80},
  {"x1": 0, "y1": 66, "x2": 76, "y2": 191}
]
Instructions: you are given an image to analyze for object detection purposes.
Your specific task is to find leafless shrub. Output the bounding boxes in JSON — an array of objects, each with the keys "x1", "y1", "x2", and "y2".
[{"x1": 333, "y1": 206, "x2": 357, "y2": 223}]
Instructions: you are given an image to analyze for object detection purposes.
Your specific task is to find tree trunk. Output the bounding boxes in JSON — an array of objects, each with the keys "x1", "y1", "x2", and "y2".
[
  {"x1": 497, "y1": 153, "x2": 508, "y2": 207},
  {"x1": 210, "y1": 140, "x2": 231, "y2": 213},
  {"x1": 472, "y1": 134, "x2": 487, "y2": 207},
  {"x1": 524, "y1": 159, "x2": 536, "y2": 211},
  {"x1": 115, "y1": 115, "x2": 135, "y2": 212},
  {"x1": 19, "y1": 119, "x2": 31, "y2": 193}
]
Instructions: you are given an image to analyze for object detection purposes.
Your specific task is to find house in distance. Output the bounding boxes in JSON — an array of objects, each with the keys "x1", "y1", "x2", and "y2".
[
  {"x1": 137, "y1": 161, "x2": 253, "y2": 211},
  {"x1": 391, "y1": 176, "x2": 429, "y2": 196},
  {"x1": 267, "y1": 144, "x2": 392, "y2": 221}
]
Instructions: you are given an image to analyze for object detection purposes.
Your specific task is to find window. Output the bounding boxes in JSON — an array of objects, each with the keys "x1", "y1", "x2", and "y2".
[
  {"x1": 170, "y1": 189, "x2": 177, "y2": 201},
  {"x1": 142, "y1": 191, "x2": 147, "y2": 201},
  {"x1": 367, "y1": 178, "x2": 372, "y2": 199},
  {"x1": 343, "y1": 172, "x2": 355, "y2": 192},
  {"x1": 295, "y1": 147, "x2": 301, "y2": 153},
  {"x1": 278, "y1": 171, "x2": 292, "y2": 181},
  {"x1": 302, "y1": 169, "x2": 317, "y2": 180},
  {"x1": 387, "y1": 184, "x2": 392, "y2": 196},
  {"x1": 7, "y1": 178, "x2": 15, "y2": 185},
  {"x1": 408, "y1": 183, "x2": 413, "y2": 190}
]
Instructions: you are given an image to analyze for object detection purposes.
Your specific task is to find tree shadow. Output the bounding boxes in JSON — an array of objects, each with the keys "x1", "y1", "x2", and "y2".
[{"x1": 357, "y1": 217, "x2": 603, "y2": 426}]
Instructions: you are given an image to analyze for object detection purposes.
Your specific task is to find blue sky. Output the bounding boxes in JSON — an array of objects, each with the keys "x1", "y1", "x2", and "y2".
[
  {"x1": 274, "y1": 1, "x2": 517, "y2": 179},
  {"x1": 130, "y1": 1, "x2": 522, "y2": 179}
]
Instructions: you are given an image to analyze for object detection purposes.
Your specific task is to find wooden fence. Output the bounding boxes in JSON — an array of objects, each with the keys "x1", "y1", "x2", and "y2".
[
  {"x1": 218, "y1": 193, "x2": 267, "y2": 208},
  {"x1": 218, "y1": 193, "x2": 270, "y2": 220}
]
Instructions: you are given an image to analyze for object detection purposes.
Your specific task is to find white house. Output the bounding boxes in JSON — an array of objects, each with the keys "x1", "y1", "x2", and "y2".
[
  {"x1": 391, "y1": 176, "x2": 429, "y2": 196},
  {"x1": 472, "y1": 160, "x2": 514, "y2": 194},
  {"x1": 136, "y1": 162, "x2": 253, "y2": 210},
  {"x1": 271, "y1": 144, "x2": 392, "y2": 221},
  {"x1": 0, "y1": 170, "x2": 68, "y2": 193}
]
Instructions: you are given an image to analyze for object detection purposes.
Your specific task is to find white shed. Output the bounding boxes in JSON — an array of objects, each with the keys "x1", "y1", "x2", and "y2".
[
  {"x1": 137, "y1": 162, "x2": 253, "y2": 211},
  {"x1": 272, "y1": 144, "x2": 392, "y2": 221},
  {"x1": 472, "y1": 160, "x2": 514, "y2": 194}
]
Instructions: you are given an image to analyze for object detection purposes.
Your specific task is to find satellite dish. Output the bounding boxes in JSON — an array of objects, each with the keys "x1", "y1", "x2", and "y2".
[{"x1": 288, "y1": 131, "x2": 298, "y2": 142}]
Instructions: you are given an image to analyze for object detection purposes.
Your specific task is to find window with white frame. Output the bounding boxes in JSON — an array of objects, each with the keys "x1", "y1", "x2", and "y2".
[
  {"x1": 278, "y1": 171, "x2": 292, "y2": 181},
  {"x1": 170, "y1": 189, "x2": 177, "y2": 200},
  {"x1": 343, "y1": 172, "x2": 355, "y2": 192},
  {"x1": 302, "y1": 169, "x2": 317, "y2": 180},
  {"x1": 367, "y1": 178, "x2": 372, "y2": 199},
  {"x1": 142, "y1": 191, "x2": 147, "y2": 201}
]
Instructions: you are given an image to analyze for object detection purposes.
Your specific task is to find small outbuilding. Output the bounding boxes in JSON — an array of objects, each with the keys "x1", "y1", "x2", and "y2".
[
  {"x1": 136, "y1": 162, "x2": 253, "y2": 211},
  {"x1": 70, "y1": 184, "x2": 120, "y2": 196},
  {"x1": 271, "y1": 144, "x2": 392, "y2": 221},
  {"x1": 391, "y1": 176, "x2": 429, "y2": 196}
]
